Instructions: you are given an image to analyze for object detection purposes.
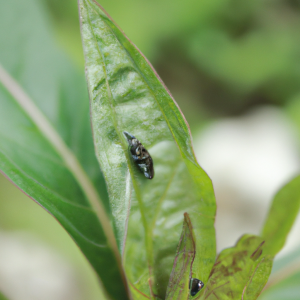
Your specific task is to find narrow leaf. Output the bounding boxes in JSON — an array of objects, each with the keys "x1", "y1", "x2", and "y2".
[
  {"x1": 242, "y1": 256, "x2": 273, "y2": 300},
  {"x1": 201, "y1": 235, "x2": 272, "y2": 300},
  {"x1": 261, "y1": 175, "x2": 300, "y2": 257},
  {"x1": 0, "y1": 1, "x2": 128, "y2": 299},
  {"x1": 165, "y1": 213, "x2": 195, "y2": 300},
  {"x1": 78, "y1": 0, "x2": 217, "y2": 298}
]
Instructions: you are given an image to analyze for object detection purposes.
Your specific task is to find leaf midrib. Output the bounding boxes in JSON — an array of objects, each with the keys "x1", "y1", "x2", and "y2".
[
  {"x1": 0, "y1": 63, "x2": 120, "y2": 268},
  {"x1": 85, "y1": 6, "x2": 158, "y2": 296},
  {"x1": 91, "y1": 0, "x2": 198, "y2": 165},
  {"x1": 85, "y1": 0, "x2": 149, "y2": 245},
  {"x1": 86, "y1": 2, "x2": 199, "y2": 295}
]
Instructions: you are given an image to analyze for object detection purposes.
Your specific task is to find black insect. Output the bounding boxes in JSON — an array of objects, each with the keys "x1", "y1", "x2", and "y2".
[
  {"x1": 189, "y1": 278, "x2": 204, "y2": 296},
  {"x1": 123, "y1": 131, "x2": 154, "y2": 179}
]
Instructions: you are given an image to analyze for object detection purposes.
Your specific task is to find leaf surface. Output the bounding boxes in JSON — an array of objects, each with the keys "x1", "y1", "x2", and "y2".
[
  {"x1": 78, "y1": 0, "x2": 217, "y2": 298},
  {"x1": 0, "y1": 1, "x2": 128, "y2": 299}
]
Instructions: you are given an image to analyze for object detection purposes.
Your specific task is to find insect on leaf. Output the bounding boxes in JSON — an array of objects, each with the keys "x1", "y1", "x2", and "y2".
[{"x1": 78, "y1": 0, "x2": 217, "y2": 298}]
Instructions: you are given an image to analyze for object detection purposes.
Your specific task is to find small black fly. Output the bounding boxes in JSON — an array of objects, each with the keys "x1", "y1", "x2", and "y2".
[
  {"x1": 189, "y1": 278, "x2": 204, "y2": 296},
  {"x1": 123, "y1": 131, "x2": 154, "y2": 179}
]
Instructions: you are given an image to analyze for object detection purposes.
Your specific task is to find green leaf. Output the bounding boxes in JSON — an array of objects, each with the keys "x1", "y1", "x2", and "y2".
[
  {"x1": 165, "y1": 213, "x2": 196, "y2": 300},
  {"x1": 78, "y1": 0, "x2": 216, "y2": 298},
  {"x1": 0, "y1": 1, "x2": 128, "y2": 299},
  {"x1": 215, "y1": 176, "x2": 300, "y2": 300},
  {"x1": 261, "y1": 175, "x2": 300, "y2": 257},
  {"x1": 201, "y1": 235, "x2": 272, "y2": 300},
  {"x1": 249, "y1": 175, "x2": 300, "y2": 299}
]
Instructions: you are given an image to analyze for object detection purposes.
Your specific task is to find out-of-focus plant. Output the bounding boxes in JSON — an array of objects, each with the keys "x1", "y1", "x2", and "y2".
[
  {"x1": 0, "y1": 0, "x2": 299, "y2": 299},
  {"x1": 0, "y1": 291, "x2": 9, "y2": 300},
  {"x1": 42, "y1": 0, "x2": 300, "y2": 126}
]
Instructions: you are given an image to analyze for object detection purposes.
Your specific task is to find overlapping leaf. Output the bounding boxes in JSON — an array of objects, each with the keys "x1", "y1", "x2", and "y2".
[
  {"x1": 200, "y1": 176, "x2": 300, "y2": 300},
  {"x1": 200, "y1": 235, "x2": 272, "y2": 300},
  {"x1": 0, "y1": 1, "x2": 128, "y2": 299},
  {"x1": 78, "y1": 0, "x2": 217, "y2": 298}
]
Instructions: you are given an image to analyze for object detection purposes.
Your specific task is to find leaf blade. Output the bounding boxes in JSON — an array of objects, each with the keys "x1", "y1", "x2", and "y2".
[
  {"x1": 165, "y1": 213, "x2": 196, "y2": 300},
  {"x1": 0, "y1": 63, "x2": 127, "y2": 300},
  {"x1": 78, "y1": 0, "x2": 217, "y2": 298},
  {"x1": 0, "y1": 64, "x2": 115, "y2": 251},
  {"x1": 0, "y1": 1, "x2": 128, "y2": 299}
]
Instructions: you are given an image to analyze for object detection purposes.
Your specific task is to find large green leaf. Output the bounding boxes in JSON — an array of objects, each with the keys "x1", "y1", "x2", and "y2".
[
  {"x1": 0, "y1": 1, "x2": 128, "y2": 299},
  {"x1": 201, "y1": 235, "x2": 272, "y2": 300},
  {"x1": 78, "y1": 0, "x2": 216, "y2": 298},
  {"x1": 261, "y1": 175, "x2": 300, "y2": 257}
]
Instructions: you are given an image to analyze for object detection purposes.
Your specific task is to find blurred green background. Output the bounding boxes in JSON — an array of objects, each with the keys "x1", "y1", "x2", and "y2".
[
  {"x1": 46, "y1": 0, "x2": 300, "y2": 125},
  {"x1": 1, "y1": 0, "x2": 300, "y2": 299}
]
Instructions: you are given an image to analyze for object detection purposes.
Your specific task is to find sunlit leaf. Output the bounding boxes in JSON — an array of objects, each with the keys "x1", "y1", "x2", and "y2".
[
  {"x1": 0, "y1": 1, "x2": 128, "y2": 299},
  {"x1": 261, "y1": 175, "x2": 300, "y2": 257},
  {"x1": 78, "y1": 0, "x2": 217, "y2": 298},
  {"x1": 201, "y1": 235, "x2": 272, "y2": 300}
]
